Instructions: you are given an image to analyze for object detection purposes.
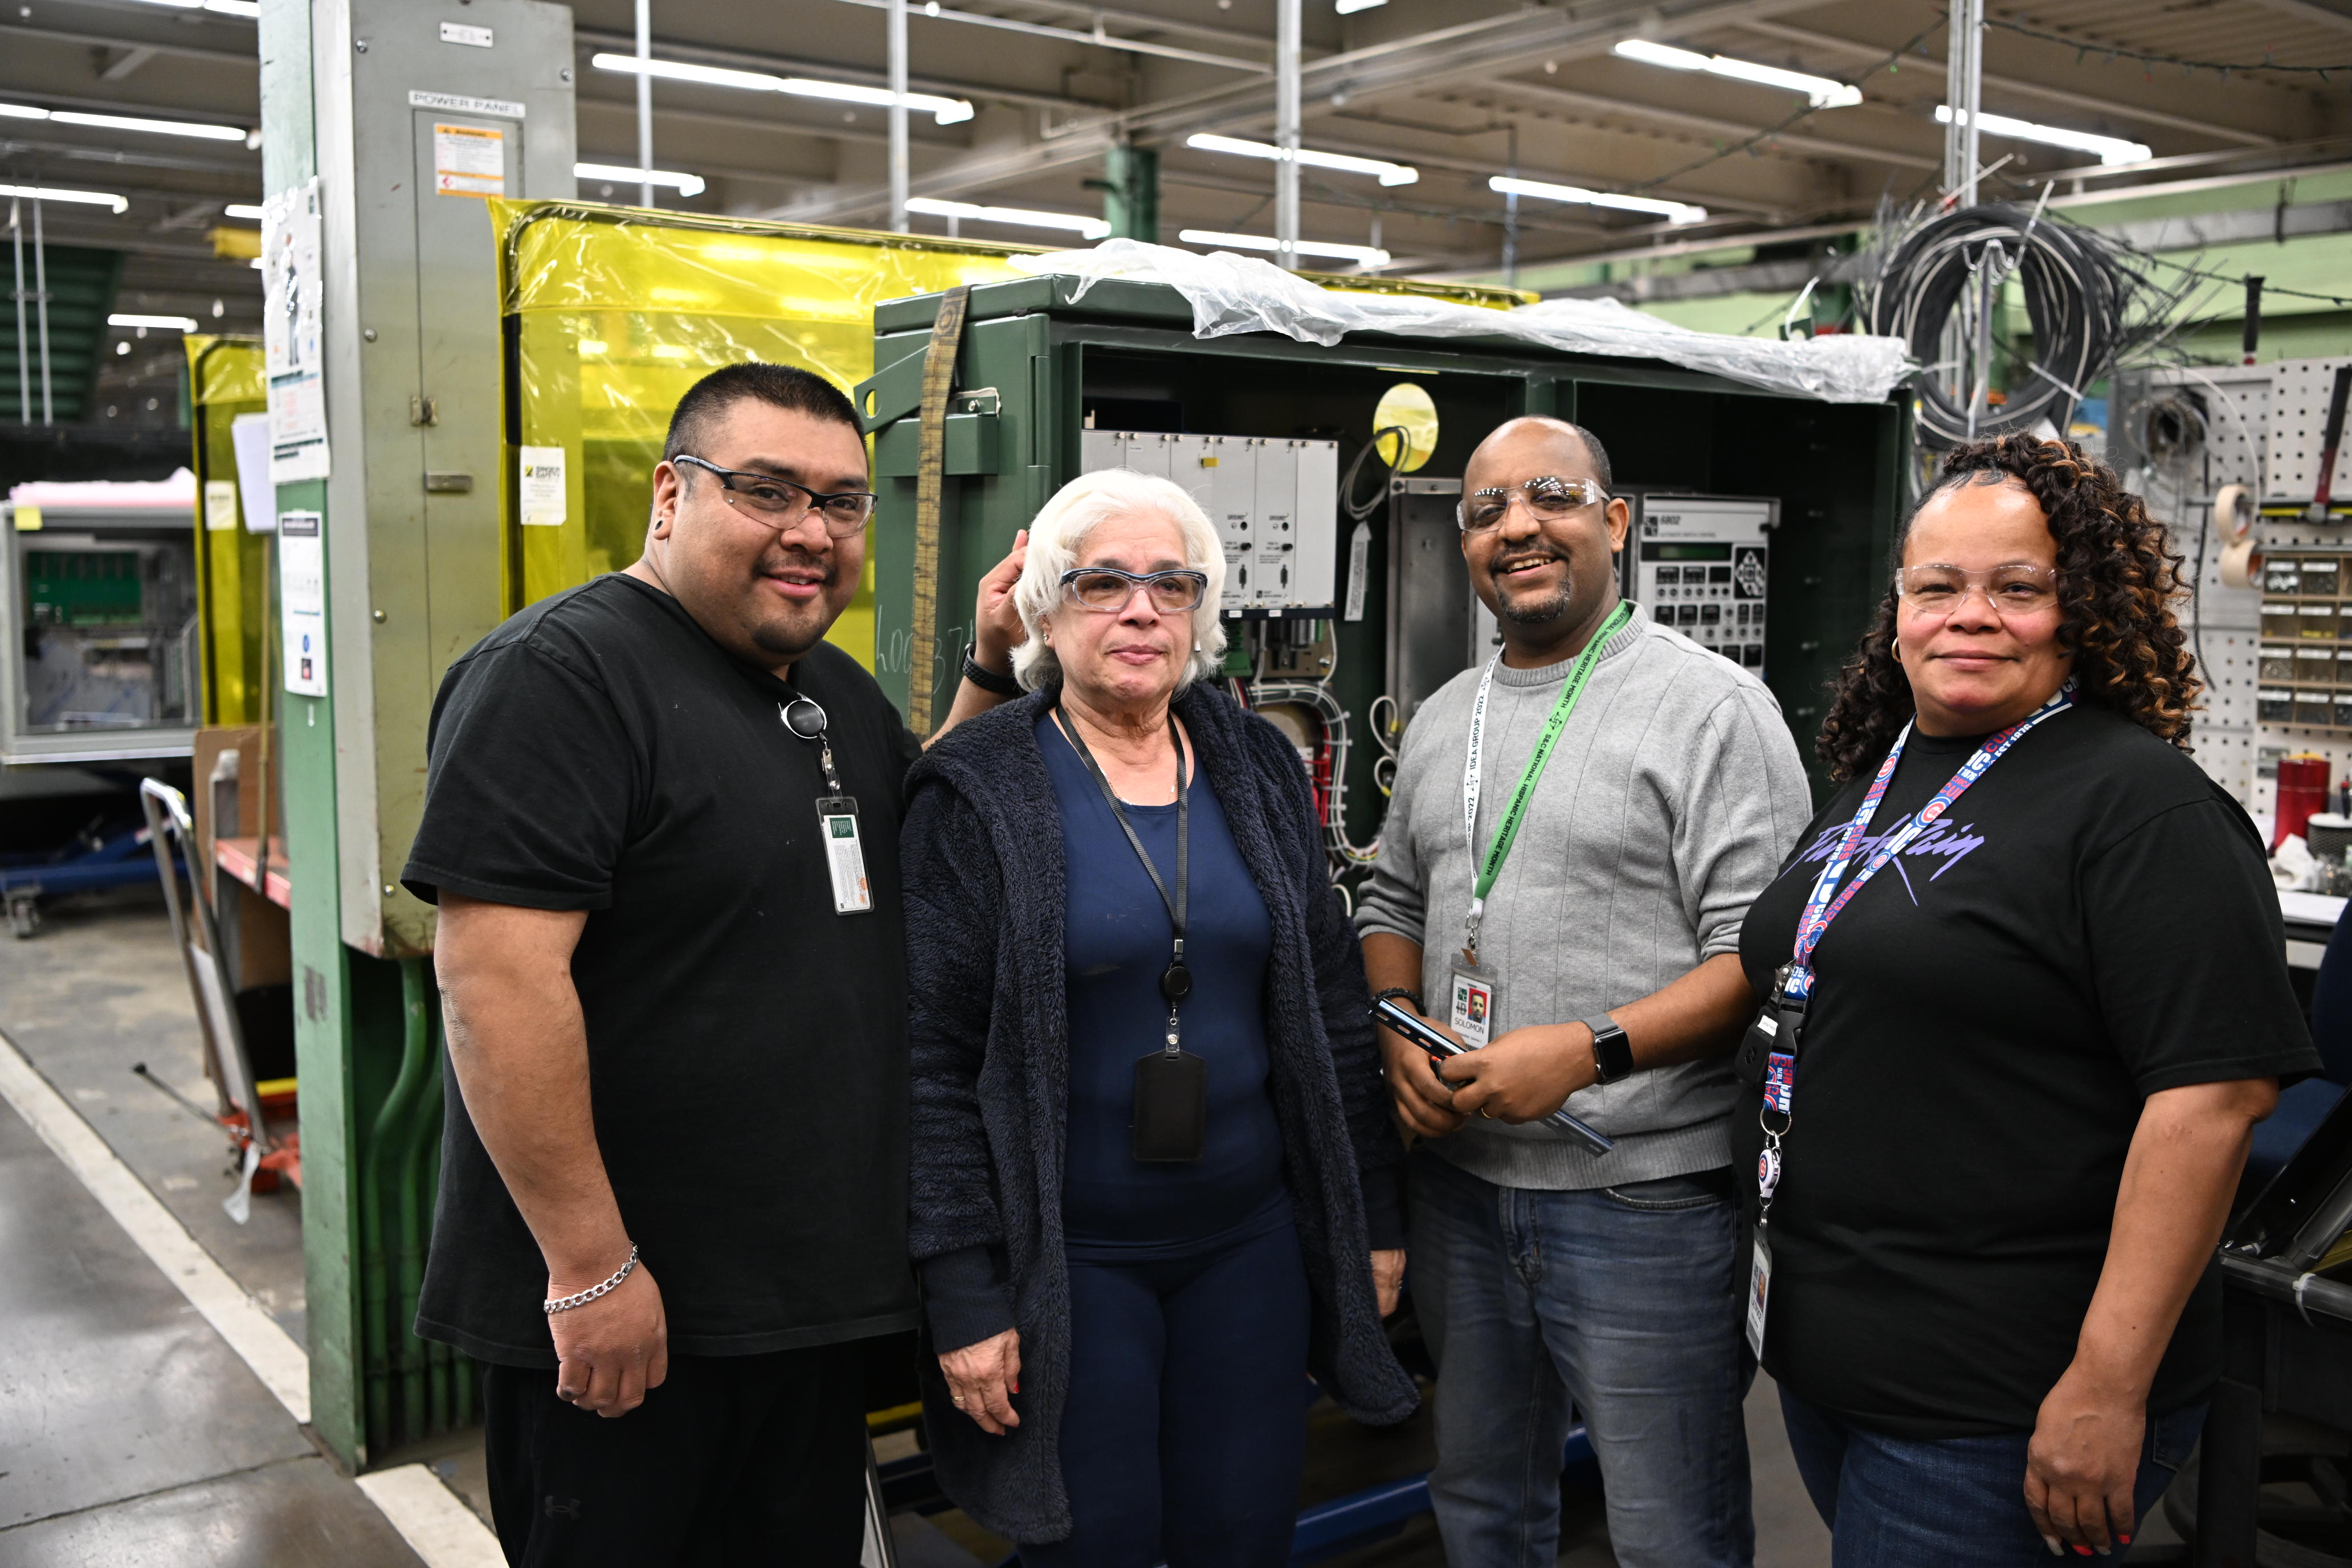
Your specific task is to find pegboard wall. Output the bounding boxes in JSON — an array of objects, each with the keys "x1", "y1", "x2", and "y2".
[
  {"x1": 2117, "y1": 363, "x2": 2271, "y2": 806},
  {"x1": 2265, "y1": 358, "x2": 2352, "y2": 503}
]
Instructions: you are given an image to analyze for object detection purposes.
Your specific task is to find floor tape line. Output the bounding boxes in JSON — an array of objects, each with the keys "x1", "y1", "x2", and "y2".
[
  {"x1": 0, "y1": 1025, "x2": 312, "y2": 1422},
  {"x1": 357, "y1": 1465, "x2": 508, "y2": 1568},
  {"x1": 0, "y1": 1027, "x2": 503, "y2": 1566}
]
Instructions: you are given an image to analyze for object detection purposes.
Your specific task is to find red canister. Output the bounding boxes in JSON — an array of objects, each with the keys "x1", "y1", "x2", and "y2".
[{"x1": 2276, "y1": 754, "x2": 2332, "y2": 850}]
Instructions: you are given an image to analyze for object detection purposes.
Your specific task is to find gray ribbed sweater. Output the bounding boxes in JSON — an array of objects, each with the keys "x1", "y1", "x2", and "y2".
[{"x1": 1354, "y1": 601, "x2": 1812, "y2": 1190}]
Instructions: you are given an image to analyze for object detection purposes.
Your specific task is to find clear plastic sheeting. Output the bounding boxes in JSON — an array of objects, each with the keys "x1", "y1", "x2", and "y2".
[
  {"x1": 492, "y1": 200, "x2": 1036, "y2": 662},
  {"x1": 1010, "y1": 239, "x2": 1914, "y2": 405}
]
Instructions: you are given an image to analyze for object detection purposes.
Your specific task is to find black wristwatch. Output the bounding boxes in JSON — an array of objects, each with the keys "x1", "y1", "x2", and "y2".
[
  {"x1": 1585, "y1": 1014, "x2": 1634, "y2": 1084},
  {"x1": 1373, "y1": 987, "x2": 1425, "y2": 1014},
  {"x1": 961, "y1": 643, "x2": 1023, "y2": 697}
]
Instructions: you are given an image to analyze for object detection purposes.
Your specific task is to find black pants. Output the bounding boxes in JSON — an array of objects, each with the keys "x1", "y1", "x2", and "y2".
[{"x1": 483, "y1": 1344, "x2": 868, "y2": 1567}]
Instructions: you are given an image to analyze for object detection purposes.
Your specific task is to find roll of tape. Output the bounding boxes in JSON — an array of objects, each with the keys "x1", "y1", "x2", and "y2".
[
  {"x1": 2215, "y1": 483, "x2": 2255, "y2": 542},
  {"x1": 2220, "y1": 537, "x2": 2261, "y2": 589}
]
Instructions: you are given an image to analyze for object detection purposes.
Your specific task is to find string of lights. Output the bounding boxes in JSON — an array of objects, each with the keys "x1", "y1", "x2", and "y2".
[{"x1": 1979, "y1": 16, "x2": 2352, "y2": 81}]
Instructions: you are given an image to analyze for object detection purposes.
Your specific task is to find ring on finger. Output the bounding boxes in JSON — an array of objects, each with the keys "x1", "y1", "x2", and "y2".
[{"x1": 951, "y1": 1395, "x2": 967, "y2": 1407}]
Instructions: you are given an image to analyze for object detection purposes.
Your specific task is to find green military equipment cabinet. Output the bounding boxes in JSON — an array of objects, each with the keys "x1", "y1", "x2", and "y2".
[{"x1": 863, "y1": 276, "x2": 1910, "y2": 848}]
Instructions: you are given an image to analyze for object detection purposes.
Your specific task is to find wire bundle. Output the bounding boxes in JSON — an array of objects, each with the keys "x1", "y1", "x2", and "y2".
[{"x1": 1864, "y1": 203, "x2": 2137, "y2": 449}]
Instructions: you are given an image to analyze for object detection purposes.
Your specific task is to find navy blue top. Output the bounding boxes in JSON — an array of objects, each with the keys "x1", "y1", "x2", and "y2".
[{"x1": 1037, "y1": 710, "x2": 1288, "y2": 1258}]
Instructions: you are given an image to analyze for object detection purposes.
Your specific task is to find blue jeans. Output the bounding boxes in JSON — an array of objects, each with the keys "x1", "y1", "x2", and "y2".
[
  {"x1": 1018, "y1": 1218, "x2": 1309, "y2": 1568},
  {"x1": 1408, "y1": 1149, "x2": 1754, "y2": 1568},
  {"x1": 1779, "y1": 1385, "x2": 2207, "y2": 1567}
]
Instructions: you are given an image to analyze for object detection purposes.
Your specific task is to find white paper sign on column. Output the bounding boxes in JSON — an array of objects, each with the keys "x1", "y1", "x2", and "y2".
[
  {"x1": 279, "y1": 511, "x2": 328, "y2": 697},
  {"x1": 518, "y1": 446, "x2": 566, "y2": 526},
  {"x1": 262, "y1": 178, "x2": 329, "y2": 483}
]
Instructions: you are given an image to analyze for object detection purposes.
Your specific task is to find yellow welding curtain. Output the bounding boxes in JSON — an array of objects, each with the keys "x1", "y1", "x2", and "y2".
[
  {"x1": 186, "y1": 334, "x2": 267, "y2": 725},
  {"x1": 492, "y1": 201, "x2": 1036, "y2": 669}
]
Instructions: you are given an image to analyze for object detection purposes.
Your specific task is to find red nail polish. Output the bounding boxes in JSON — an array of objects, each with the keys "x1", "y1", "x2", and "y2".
[
  {"x1": 2072, "y1": 1549, "x2": 2091, "y2": 1557},
  {"x1": 2118, "y1": 1536, "x2": 2131, "y2": 1546}
]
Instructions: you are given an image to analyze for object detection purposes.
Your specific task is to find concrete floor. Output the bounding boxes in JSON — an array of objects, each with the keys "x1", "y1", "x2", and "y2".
[{"x1": 2, "y1": 884, "x2": 2186, "y2": 1566}]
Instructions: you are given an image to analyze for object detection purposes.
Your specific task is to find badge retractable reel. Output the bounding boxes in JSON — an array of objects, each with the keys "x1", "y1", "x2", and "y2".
[
  {"x1": 1055, "y1": 707, "x2": 1206, "y2": 1162},
  {"x1": 781, "y1": 695, "x2": 872, "y2": 916}
]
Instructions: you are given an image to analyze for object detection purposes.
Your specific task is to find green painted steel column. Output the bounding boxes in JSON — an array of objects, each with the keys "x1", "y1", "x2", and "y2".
[
  {"x1": 1100, "y1": 145, "x2": 1160, "y2": 243},
  {"x1": 255, "y1": 0, "x2": 372, "y2": 1470}
]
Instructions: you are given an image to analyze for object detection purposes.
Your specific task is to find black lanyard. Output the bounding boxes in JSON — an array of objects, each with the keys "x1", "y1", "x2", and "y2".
[{"x1": 1053, "y1": 705, "x2": 1193, "y2": 1043}]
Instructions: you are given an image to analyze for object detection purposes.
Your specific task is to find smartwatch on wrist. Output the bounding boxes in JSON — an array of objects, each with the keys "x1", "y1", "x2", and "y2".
[
  {"x1": 1585, "y1": 1014, "x2": 1634, "y2": 1084},
  {"x1": 961, "y1": 643, "x2": 1023, "y2": 697}
]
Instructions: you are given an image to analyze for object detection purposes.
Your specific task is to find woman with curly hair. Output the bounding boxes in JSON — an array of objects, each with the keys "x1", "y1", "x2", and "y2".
[{"x1": 1729, "y1": 434, "x2": 2317, "y2": 1565}]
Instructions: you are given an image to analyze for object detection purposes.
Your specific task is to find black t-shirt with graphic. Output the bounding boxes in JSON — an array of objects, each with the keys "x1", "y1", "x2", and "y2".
[
  {"x1": 1734, "y1": 703, "x2": 2317, "y2": 1438},
  {"x1": 402, "y1": 574, "x2": 924, "y2": 1367}
]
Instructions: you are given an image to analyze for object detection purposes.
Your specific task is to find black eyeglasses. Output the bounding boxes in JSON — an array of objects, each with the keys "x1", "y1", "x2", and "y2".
[
  {"x1": 674, "y1": 454, "x2": 876, "y2": 537},
  {"x1": 1059, "y1": 567, "x2": 1209, "y2": 614}
]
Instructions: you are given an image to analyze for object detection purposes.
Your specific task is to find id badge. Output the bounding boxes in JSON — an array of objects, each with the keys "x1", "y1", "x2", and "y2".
[
  {"x1": 816, "y1": 795, "x2": 872, "y2": 914},
  {"x1": 1132, "y1": 1048, "x2": 1207, "y2": 1162},
  {"x1": 1745, "y1": 1227, "x2": 1773, "y2": 1360},
  {"x1": 1448, "y1": 956, "x2": 1501, "y2": 1050}
]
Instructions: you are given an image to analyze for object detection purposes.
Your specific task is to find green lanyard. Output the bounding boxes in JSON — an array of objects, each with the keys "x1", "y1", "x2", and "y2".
[{"x1": 1460, "y1": 599, "x2": 1633, "y2": 962}]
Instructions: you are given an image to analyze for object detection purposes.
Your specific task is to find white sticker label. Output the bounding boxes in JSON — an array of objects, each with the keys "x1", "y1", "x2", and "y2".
[
  {"x1": 204, "y1": 480, "x2": 239, "y2": 532},
  {"x1": 1342, "y1": 518, "x2": 1371, "y2": 623},
  {"x1": 439, "y1": 21, "x2": 493, "y2": 47},
  {"x1": 823, "y1": 812, "x2": 873, "y2": 914},
  {"x1": 433, "y1": 122, "x2": 505, "y2": 198},
  {"x1": 408, "y1": 89, "x2": 525, "y2": 119},
  {"x1": 1745, "y1": 1234, "x2": 1773, "y2": 1360},
  {"x1": 518, "y1": 445, "x2": 566, "y2": 526},
  {"x1": 279, "y1": 512, "x2": 328, "y2": 698}
]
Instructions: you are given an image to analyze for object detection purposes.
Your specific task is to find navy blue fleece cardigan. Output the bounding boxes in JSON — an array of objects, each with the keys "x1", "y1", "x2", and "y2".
[{"x1": 901, "y1": 681, "x2": 1418, "y2": 1545}]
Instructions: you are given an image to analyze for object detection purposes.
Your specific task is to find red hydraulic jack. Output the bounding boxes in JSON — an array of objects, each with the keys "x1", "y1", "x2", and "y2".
[{"x1": 137, "y1": 779, "x2": 303, "y2": 1219}]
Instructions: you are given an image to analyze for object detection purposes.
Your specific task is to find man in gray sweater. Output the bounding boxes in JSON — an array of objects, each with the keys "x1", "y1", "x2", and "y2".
[{"x1": 1356, "y1": 415, "x2": 1810, "y2": 1568}]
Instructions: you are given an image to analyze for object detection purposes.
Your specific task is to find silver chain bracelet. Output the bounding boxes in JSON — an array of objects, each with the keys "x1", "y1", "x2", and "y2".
[{"x1": 544, "y1": 1244, "x2": 639, "y2": 1314}]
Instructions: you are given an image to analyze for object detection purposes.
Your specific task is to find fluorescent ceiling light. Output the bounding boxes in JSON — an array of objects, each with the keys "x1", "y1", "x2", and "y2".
[
  {"x1": 110, "y1": 313, "x2": 199, "y2": 331},
  {"x1": 223, "y1": 203, "x2": 264, "y2": 220},
  {"x1": 591, "y1": 52, "x2": 973, "y2": 124},
  {"x1": 1186, "y1": 132, "x2": 1418, "y2": 186},
  {"x1": 1489, "y1": 174, "x2": 1707, "y2": 225},
  {"x1": 119, "y1": 0, "x2": 258, "y2": 14},
  {"x1": 1177, "y1": 228, "x2": 1391, "y2": 267},
  {"x1": 0, "y1": 183, "x2": 128, "y2": 214},
  {"x1": 907, "y1": 196, "x2": 1109, "y2": 238},
  {"x1": 0, "y1": 103, "x2": 250, "y2": 141},
  {"x1": 1612, "y1": 39, "x2": 1861, "y2": 108},
  {"x1": 1934, "y1": 105, "x2": 2150, "y2": 166},
  {"x1": 1335, "y1": 0, "x2": 1386, "y2": 11},
  {"x1": 575, "y1": 162, "x2": 708, "y2": 198}
]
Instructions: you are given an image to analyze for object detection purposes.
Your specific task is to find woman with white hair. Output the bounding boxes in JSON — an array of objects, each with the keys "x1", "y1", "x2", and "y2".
[{"x1": 900, "y1": 466, "x2": 1416, "y2": 1565}]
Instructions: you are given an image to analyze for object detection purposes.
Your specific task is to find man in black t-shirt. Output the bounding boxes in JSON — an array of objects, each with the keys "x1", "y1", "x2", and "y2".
[{"x1": 402, "y1": 363, "x2": 1024, "y2": 1565}]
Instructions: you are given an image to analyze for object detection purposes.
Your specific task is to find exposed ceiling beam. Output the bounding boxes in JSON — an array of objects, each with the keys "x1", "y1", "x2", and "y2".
[
  {"x1": 1278, "y1": 125, "x2": 1785, "y2": 218},
  {"x1": 2235, "y1": 0, "x2": 2352, "y2": 36},
  {"x1": 763, "y1": 0, "x2": 1836, "y2": 223},
  {"x1": 0, "y1": 85, "x2": 258, "y2": 132},
  {"x1": 1732, "y1": 19, "x2": 2275, "y2": 149},
  {"x1": 1436, "y1": 80, "x2": 1940, "y2": 173},
  {"x1": 574, "y1": 93, "x2": 970, "y2": 154},
  {"x1": 0, "y1": 17, "x2": 253, "y2": 66},
  {"x1": 824, "y1": 0, "x2": 1272, "y2": 74},
  {"x1": 98, "y1": 45, "x2": 157, "y2": 81},
  {"x1": 872, "y1": 0, "x2": 1291, "y2": 56},
  {"x1": 0, "y1": 135, "x2": 254, "y2": 178}
]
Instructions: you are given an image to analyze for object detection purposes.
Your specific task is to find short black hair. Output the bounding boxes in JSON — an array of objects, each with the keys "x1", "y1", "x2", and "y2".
[
  {"x1": 1559, "y1": 420, "x2": 1614, "y2": 494},
  {"x1": 662, "y1": 362, "x2": 861, "y2": 465}
]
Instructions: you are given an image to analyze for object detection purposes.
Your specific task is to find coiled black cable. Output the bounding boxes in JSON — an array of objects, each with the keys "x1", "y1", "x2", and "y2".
[{"x1": 1866, "y1": 203, "x2": 2127, "y2": 450}]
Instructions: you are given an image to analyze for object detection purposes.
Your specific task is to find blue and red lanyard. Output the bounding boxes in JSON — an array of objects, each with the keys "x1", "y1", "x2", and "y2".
[{"x1": 1755, "y1": 684, "x2": 2075, "y2": 1212}]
